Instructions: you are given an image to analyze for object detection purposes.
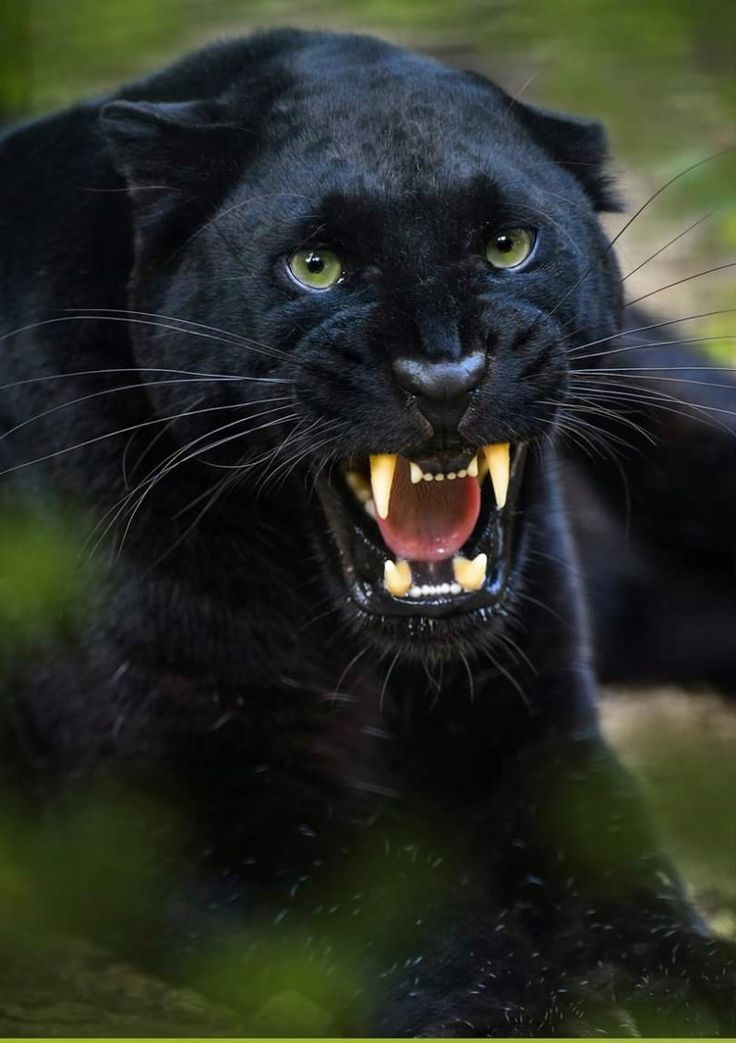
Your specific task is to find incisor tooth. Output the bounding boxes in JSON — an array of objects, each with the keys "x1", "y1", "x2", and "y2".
[
  {"x1": 452, "y1": 552, "x2": 488, "y2": 592},
  {"x1": 482, "y1": 443, "x2": 510, "y2": 507},
  {"x1": 409, "y1": 462, "x2": 423, "y2": 485},
  {"x1": 384, "y1": 559, "x2": 412, "y2": 598},
  {"x1": 369, "y1": 454, "x2": 398, "y2": 520}
]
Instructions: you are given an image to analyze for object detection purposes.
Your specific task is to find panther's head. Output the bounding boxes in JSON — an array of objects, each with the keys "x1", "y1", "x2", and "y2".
[{"x1": 102, "y1": 29, "x2": 623, "y2": 657}]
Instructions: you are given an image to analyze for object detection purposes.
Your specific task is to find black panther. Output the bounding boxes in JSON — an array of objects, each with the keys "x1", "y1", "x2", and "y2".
[{"x1": 0, "y1": 29, "x2": 733, "y2": 1036}]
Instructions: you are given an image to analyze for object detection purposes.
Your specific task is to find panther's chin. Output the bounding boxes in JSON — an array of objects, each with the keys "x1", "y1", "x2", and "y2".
[{"x1": 314, "y1": 444, "x2": 527, "y2": 648}]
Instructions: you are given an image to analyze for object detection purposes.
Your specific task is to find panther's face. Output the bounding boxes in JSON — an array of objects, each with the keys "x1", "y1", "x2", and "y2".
[{"x1": 104, "y1": 33, "x2": 623, "y2": 655}]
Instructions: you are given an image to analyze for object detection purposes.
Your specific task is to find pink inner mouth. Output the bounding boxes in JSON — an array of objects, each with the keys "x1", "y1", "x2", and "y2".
[{"x1": 374, "y1": 458, "x2": 481, "y2": 561}]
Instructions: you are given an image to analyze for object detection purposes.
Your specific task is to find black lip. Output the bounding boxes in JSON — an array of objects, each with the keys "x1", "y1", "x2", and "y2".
[{"x1": 314, "y1": 446, "x2": 527, "y2": 621}]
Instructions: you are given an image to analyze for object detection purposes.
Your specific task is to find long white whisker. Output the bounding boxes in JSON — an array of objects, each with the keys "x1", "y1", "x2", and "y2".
[
  {"x1": 566, "y1": 309, "x2": 736, "y2": 354},
  {"x1": 0, "y1": 314, "x2": 287, "y2": 367},
  {"x1": 621, "y1": 211, "x2": 713, "y2": 282},
  {"x1": 571, "y1": 335, "x2": 736, "y2": 362},
  {"x1": 107, "y1": 410, "x2": 299, "y2": 559},
  {"x1": 0, "y1": 377, "x2": 290, "y2": 447},
  {"x1": 0, "y1": 366, "x2": 286, "y2": 395},
  {"x1": 82, "y1": 404, "x2": 296, "y2": 556},
  {"x1": 0, "y1": 398, "x2": 291, "y2": 480},
  {"x1": 64, "y1": 307, "x2": 294, "y2": 363},
  {"x1": 623, "y1": 262, "x2": 736, "y2": 309}
]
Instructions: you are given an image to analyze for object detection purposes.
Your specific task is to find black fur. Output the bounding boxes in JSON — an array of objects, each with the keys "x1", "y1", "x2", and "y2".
[{"x1": 0, "y1": 30, "x2": 733, "y2": 1035}]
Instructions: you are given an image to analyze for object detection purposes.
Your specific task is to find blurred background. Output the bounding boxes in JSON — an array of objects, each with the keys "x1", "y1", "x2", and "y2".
[{"x1": 0, "y1": 0, "x2": 734, "y2": 1032}]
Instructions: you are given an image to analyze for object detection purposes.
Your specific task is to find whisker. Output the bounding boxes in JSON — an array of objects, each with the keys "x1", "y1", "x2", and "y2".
[
  {"x1": 0, "y1": 364, "x2": 288, "y2": 395},
  {"x1": 623, "y1": 262, "x2": 736, "y2": 309},
  {"x1": 83, "y1": 405, "x2": 297, "y2": 556},
  {"x1": 251, "y1": 418, "x2": 338, "y2": 496},
  {"x1": 571, "y1": 372, "x2": 735, "y2": 405},
  {"x1": 0, "y1": 313, "x2": 290, "y2": 367},
  {"x1": 538, "y1": 151, "x2": 732, "y2": 334},
  {"x1": 457, "y1": 647, "x2": 475, "y2": 705},
  {"x1": 262, "y1": 426, "x2": 342, "y2": 496},
  {"x1": 572, "y1": 370, "x2": 735, "y2": 389},
  {"x1": 0, "y1": 398, "x2": 292, "y2": 480},
  {"x1": 608, "y1": 150, "x2": 731, "y2": 250},
  {"x1": 621, "y1": 211, "x2": 713, "y2": 282},
  {"x1": 566, "y1": 309, "x2": 736, "y2": 354},
  {"x1": 567, "y1": 382, "x2": 735, "y2": 429},
  {"x1": 548, "y1": 397, "x2": 657, "y2": 444},
  {"x1": 147, "y1": 470, "x2": 245, "y2": 570},
  {"x1": 379, "y1": 652, "x2": 401, "y2": 715},
  {"x1": 0, "y1": 376, "x2": 290, "y2": 447},
  {"x1": 571, "y1": 335, "x2": 736, "y2": 362},
  {"x1": 65, "y1": 307, "x2": 294, "y2": 364},
  {"x1": 479, "y1": 646, "x2": 530, "y2": 708},
  {"x1": 124, "y1": 398, "x2": 204, "y2": 487},
  {"x1": 107, "y1": 410, "x2": 300, "y2": 559}
]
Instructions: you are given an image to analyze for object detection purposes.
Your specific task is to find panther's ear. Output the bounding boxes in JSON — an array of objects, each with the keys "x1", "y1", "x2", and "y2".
[
  {"x1": 511, "y1": 100, "x2": 622, "y2": 212},
  {"x1": 100, "y1": 100, "x2": 243, "y2": 225}
]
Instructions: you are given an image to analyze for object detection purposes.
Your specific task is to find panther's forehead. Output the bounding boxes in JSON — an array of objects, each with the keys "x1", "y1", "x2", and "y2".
[
  {"x1": 279, "y1": 100, "x2": 518, "y2": 180},
  {"x1": 255, "y1": 46, "x2": 524, "y2": 180},
  {"x1": 251, "y1": 101, "x2": 569, "y2": 232}
]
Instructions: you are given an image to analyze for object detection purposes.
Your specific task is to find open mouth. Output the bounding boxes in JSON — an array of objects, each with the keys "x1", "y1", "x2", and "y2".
[{"x1": 316, "y1": 443, "x2": 526, "y2": 619}]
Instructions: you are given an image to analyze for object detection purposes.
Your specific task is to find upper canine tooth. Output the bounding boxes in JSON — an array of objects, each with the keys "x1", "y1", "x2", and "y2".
[
  {"x1": 409, "y1": 462, "x2": 423, "y2": 485},
  {"x1": 466, "y1": 455, "x2": 479, "y2": 478},
  {"x1": 452, "y1": 553, "x2": 487, "y2": 592},
  {"x1": 384, "y1": 559, "x2": 412, "y2": 598},
  {"x1": 369, "y1": 454, "x2": 398, "y2": 520},
  {"x1": 482, "y1": 443, "x2": 510, "y2": 507}
]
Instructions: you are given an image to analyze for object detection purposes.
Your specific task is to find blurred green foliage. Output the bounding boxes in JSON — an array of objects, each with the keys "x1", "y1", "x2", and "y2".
[
  {"x1": 1, "y1": 0, "x2": 732, "y2": 159},
  {"x1": 1, "y1": 0, "x2": 732, "y2": 352},
  {"x1": 0, "y1": 505, "x2": 91, "y2": 662}
]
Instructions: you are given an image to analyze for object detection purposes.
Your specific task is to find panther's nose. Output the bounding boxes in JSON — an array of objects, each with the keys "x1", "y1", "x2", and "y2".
[
  {"x1": 392, "y1": 351, "x2": 486, "y2": 435},
  {"x1": 393, "y1": 353, "x2": 486, "y2": 400}
]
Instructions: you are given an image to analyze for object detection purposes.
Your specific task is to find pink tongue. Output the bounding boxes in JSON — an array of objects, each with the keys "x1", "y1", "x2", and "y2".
[{"x1": 375, "y1": 460, "x2": 481, "y2": 562}]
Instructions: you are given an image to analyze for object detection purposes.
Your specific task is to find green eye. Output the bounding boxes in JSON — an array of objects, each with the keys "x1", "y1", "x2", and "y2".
[
  {"x1": 288, "y1": 248, "x2": 343, "y2": 290},
  {"x1": 485, "y1": 228, "x2": 535, "y2": 269}
]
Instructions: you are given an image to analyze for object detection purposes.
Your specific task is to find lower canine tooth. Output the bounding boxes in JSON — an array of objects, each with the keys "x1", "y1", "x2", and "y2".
[
  {"x1": 452, "y1": 552, "x2": 488, "y2": 592},
  {"x1": 384, "y1": 559, "x2": 412, "y2": 598},
  {"x1": 409, "y1": 462, "x2": 423, "y2": 484},
  {"x1": 466, "y1": 456, "x2": 479, "y2": 478},
  {"x1": 369, "y1": 454, "x2": 398, "y2": 520},
  {"x1": 482, "y1": 443, "x2": 510, "y2": 507}
]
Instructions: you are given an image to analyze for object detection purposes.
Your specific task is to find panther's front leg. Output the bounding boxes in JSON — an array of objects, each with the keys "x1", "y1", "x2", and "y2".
[{"x1": 377, "y1": 709, "x2": 735, "y2": 1037}]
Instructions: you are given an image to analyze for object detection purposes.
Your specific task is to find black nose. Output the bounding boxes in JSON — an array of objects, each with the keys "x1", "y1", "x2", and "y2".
[
  {"x1": 393, "y1": 352, "x2": 486, "y2": 400},
  {"x1": 392, "y1": 351, "x2": 486, "y2": 438}
]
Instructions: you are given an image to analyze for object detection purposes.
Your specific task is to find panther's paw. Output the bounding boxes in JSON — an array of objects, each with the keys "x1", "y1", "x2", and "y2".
[{"x1": 604, "y1": 929, "x2": 736, "y2": 1036}]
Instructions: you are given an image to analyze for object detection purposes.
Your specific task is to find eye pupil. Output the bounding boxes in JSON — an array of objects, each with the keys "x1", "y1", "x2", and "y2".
[
  {"x1": 305, "y1": 253, "x2": 324, "y2": 273},
  {"x1": 496, "y1": 235, "x2": 514, "y2": 253}
]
